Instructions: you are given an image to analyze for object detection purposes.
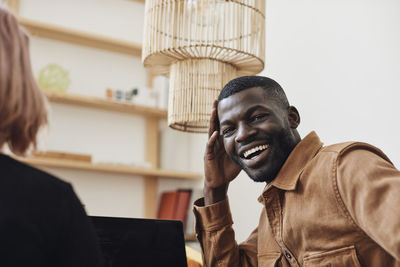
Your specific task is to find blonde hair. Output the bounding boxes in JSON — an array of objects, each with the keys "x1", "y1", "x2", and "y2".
[{"x1": 0, "y1": 6, "x2": 48, "y2": 155}]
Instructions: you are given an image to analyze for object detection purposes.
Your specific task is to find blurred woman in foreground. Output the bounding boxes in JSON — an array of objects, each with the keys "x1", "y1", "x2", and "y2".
[{"x1": 0, "y1": 6, "x2": 101, "y2": 266}]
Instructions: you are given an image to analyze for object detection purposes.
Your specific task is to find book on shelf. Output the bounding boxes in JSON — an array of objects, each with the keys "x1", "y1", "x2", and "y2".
[
  {"x1": 157, "y1": 191, "x2": 178, "y2": 220},
  {"x1": 157, "y1": 189, "x2": 192, "y2": 229},
  {"x1": 174, "y1": 189, "x2": 192, "y2": 228}
]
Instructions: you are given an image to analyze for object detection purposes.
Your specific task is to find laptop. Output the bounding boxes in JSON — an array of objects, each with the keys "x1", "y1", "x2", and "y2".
[{"x1": 90, "y1": 216, "x2": 188, "y2": 267}]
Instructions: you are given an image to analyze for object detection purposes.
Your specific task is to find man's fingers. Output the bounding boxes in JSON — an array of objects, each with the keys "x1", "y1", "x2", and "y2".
[
  {"x1": 206, "y1": 131, "x2": 219, "y2": 155},
  {"x1": 208, "y1": 108, "x2": 216, "y2": 138},
  {"x1": 208, "y1": 100, "x2": 219, "y2": 138}
]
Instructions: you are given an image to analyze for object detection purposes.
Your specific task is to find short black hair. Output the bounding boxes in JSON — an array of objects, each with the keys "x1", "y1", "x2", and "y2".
[{"x1": 218, "y1": 76, "x2": 289, "y2": 108}]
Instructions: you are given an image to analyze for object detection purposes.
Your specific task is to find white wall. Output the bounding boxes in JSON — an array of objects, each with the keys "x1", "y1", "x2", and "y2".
[
  {"x1": 228, "y1": 0, "x2": 400, "y2": 243},
  {"x1": 20, "y1": 0, "x2": 144, "y2": 44}
]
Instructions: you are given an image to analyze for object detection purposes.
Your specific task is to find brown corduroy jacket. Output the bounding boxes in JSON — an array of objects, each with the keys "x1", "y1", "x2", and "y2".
[{"x1": 194, "y1": 132, "x2": 400, "y2": 266}]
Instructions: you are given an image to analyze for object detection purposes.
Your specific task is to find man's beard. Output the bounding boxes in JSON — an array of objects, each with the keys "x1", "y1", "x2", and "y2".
[{"x1": 232, "y1": 128, "x2": 297, "y2": 183}]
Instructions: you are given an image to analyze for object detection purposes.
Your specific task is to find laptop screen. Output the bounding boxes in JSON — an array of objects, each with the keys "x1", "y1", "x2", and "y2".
[{"x1": 90, "y1": 216, "x2": 188, "y2": 267}]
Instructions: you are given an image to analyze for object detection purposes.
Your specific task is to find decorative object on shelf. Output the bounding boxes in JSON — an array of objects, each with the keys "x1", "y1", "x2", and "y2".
[
  {"x1": 142, "y1": 0, "x2": 265, "y2": 132},
  {"x1": 38, "y1": 63, "x2": 71, "y2": 92},
  {"x1": 106, "y1": 87, "x2": 155, "y2": 106},
  {"x1": 115, "y1": 89, "x2": 123, "y2": 101},
  {"x1": 105, "y1": 88, "x2": 113, "y2": 100},
  {"x1": 105, "y1": 87, "x2": 138, "y2": 102},
  {"x1": 125, "y1": 88, "x2": 139, "y2": 101}
]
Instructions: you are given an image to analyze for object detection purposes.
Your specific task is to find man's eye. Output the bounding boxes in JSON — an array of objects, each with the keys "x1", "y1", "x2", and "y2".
[
  {"x1": 222, "y1": 127, "x2": 234, "y2": 136},
  {"x1": 251, "y1": 113, "x2": 267, "y2": 122}
]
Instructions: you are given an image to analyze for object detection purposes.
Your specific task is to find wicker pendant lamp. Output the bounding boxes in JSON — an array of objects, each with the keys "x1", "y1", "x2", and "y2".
[{"x1": 142, "y1": 0, "x2": 265, "y2": 133}]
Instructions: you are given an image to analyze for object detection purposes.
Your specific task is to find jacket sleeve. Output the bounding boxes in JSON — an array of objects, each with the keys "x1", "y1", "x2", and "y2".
[
  {"x1": 336, "y1": 144, "x2": 400, "y2": 261},
  {"x1": 193, "y1": 197, "x2": 258, "y2": 267}
]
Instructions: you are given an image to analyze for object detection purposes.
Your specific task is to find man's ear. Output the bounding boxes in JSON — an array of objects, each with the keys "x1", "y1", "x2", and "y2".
[{"x1": 287, "y1": 106, "x2": 300, "y2": 129}]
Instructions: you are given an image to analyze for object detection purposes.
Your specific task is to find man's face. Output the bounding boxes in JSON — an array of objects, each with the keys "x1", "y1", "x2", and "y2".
[{"x1": 218, "y1": 87, "x2": 299, "y2": 183}]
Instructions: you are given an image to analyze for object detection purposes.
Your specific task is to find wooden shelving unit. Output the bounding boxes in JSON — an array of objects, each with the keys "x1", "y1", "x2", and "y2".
[
  {"x1": 44, "y1": 91, "x2": 167, "y2": 119},
  {"x1": 19, "y1": 17, "x2": 142, "y2": 57},
  {"x1": 19, "y1": 157, "x2": 202, "y2": 180},
  {"x1": 39, "y1": 90, "x2": 202, "y2": 217}
]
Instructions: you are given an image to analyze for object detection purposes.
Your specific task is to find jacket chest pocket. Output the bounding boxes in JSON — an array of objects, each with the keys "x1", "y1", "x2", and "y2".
[
  {"x1": 303, "y1": 245, "x2": 361, "y2": 267},
  {"x1": 258, "y1": 252, "x2": 281, "y2": 267}
]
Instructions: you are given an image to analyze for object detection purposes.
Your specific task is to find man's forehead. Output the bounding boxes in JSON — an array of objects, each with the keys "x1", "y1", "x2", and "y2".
[{"x1": 217, "y1": 87, "x2": 276, "y2": 112}]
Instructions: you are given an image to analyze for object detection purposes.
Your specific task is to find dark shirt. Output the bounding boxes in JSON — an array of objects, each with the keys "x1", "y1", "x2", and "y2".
[{"x1": 0, "y1": 154, "x2": 102, "y2": 267}]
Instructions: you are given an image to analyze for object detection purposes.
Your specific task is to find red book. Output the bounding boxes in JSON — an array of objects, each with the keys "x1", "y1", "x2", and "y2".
[
  {"x1": 157, "y1": 191, "x2": 179, "y2": 220},
  {"x1": 173, "y1": 189, "x2": 192, "y2": 228}
]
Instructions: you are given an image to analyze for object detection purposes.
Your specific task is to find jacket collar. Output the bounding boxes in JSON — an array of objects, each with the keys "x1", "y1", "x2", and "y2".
[{"x1": 258, "y1": 131, "x2": 323, "y2": 202}]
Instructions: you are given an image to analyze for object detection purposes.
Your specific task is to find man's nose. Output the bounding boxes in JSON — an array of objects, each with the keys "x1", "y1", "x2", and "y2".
[{"x1": 235, "y1": 122, "x2": 257, "y2": 143}]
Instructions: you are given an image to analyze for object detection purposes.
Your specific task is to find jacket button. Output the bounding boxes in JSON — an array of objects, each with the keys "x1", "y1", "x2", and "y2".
[{"x1": 285, "y1": 251, "x2": 292, "y2": 259}]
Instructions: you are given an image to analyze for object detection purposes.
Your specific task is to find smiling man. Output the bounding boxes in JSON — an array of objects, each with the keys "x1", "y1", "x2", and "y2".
[{"x1": 193, "y1": 76, "x2": 400, "y2": 266}]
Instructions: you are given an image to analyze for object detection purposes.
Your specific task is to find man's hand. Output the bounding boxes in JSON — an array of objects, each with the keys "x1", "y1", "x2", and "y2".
[{"x1": 204, "y1": 100, "x2": 241, "y2": 205}]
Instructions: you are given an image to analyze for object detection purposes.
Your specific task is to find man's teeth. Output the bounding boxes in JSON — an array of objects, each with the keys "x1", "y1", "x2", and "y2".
[{"x1": 243, "y1": 145, "x2": 268, "y2": 159}]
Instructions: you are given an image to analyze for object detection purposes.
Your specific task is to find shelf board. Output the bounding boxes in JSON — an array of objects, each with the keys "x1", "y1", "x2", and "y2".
[
  {"x1": 19, "y1": 157, "x2": 203, "y2": 180},
  {"x1": 44, "y1": 91, "x2": 167, "y2": 119},
  {"x1": 19, "y1": 17, "x2": 142, "y2": 57}
]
